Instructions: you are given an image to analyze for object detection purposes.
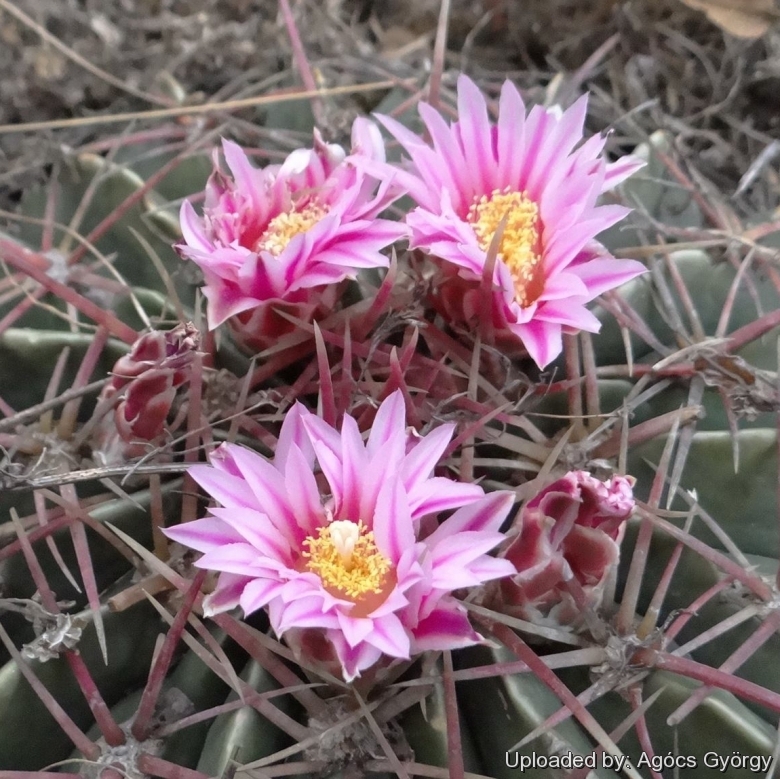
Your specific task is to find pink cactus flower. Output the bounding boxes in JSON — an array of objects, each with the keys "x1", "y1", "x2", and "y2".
[
  {"x1": 371, "y1": 75, "x2": 647, "y2": 368},
  {"x1": 164, "y1": 391, "x2": 516, "y2": 681},
  {"x1": 177, "y1": 119, "x2": 405, "y2": 347},
  {"x1": 495, "y1": 471, "x2": 635, "y2": 629}
]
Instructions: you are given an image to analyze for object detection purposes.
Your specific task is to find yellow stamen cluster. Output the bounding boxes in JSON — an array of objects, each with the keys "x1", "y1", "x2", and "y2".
[
  {"x1": 468, "y1": 188, "x2": 543, "y2": 308},
  {"x1": 255, "y1": 202, "x2": 327, "y2": 256},
  {"x1": 303, "y1": 520, "x2": 391, "y2": 601}
]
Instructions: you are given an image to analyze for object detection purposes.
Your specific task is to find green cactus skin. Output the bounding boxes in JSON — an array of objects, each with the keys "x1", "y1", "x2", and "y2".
[
  {"x1": 196, "y1": 659, "x2": 294, "y2": 775},
  {"x1": 3, "y1": 103, "x2": 780, "y2": 779},
  {"x1": 0, "y1": 601, "x2": 162, "y2": 769}
]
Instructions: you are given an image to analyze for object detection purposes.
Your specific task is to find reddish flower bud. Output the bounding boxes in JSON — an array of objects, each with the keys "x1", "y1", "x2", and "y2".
[
  {"x1": 495, "y1": 471, "x2": 635, "y2": 629},
  {"x1": 103, "y1": 323, "x2": 200, "y2": 444}
]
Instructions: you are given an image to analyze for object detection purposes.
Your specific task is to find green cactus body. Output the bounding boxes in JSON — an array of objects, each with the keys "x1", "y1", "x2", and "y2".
[{"x1": 3, "y1": 66, "x2": 780, "y2": 779}]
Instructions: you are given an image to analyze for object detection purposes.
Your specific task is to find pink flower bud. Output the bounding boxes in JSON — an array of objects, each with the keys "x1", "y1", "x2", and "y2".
[
  {"x1": 495, "y1": 471, "x2": 635, "y2": 629},
  {"x1": 103, "y1": 323, "x2": 200, "y2": 444}
]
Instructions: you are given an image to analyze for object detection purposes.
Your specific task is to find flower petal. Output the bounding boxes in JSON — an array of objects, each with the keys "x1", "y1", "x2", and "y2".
[
  {"x1": 161, "y1": 516, "x2": 244, "y2": 553},
  {"x1": 328, "y1": 631, "x2": 383, "y2": 682},
  {"x1": 407, "y1": 477, "x2": 485, "y2": 518},
  {"x1": 275, "y1": 403, "x2": 316, "y2": 474},
  {"x1": 496, "y1": 79, "x2": 527, "y2": 191},
  {"x1": 224, "y1": 446, "x2": 298, "y2": 537},
  {"x1": 274, "y1": 595, "x2": 340, "y2": 634},
  {"x1": 240, "y1": 578, "x2": 285, "y2": 616},
  {"x1": 567, "y1": 257, "x2": 647, "y2": 298},
  {"x1": 400, "y1": 423, "x2": 456, "y2": 489},
  {"x1": 428, "y1": 531, "x2": 510, "y2": 589},
  {"x1": 534, "y1": 301, "x2": 602, "y2": 332},
  {"x1": 455, "y1": 74, "x2": 497, "y2": 196},
  {"x1": 366, "y1": 390, "x2": 407, "y2": 456},
  {"x1": 410, "y1": 601, "x2": 482, "y2": 652},
  {"x1": 284, "y1": 443, "x2": 325, "y2": 536},
  {"x1": 426, "y1": 491, "x2": 515, "y2": 547},
  {"x1": 336, "y1": 613, "x2": 375, "y2": 648},
  {"x1": 372, "y1": 479, "x2": 415, "y2": 563},
  {"x1": 203, "y1": 573, "x2": 251, "y2": 616},
  {"x1": 197, "y1": 542, "x2": 277, "y2": 577},
  {"x1": 179, "y1": 200, "x2": 213, "y2": 253},
  {"x1": 508, "y1": 318, "x2": 564, "y2": 368},
  {"x1": 208, "y1": 507, "x2": 292, "y2": 561},
  {"x1": 367, "y1": 613, "x2": 411, "y2": 658}
]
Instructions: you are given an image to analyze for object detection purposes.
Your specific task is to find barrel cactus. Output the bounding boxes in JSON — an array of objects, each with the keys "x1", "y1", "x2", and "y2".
[{"x1": 2, "y1": 63, "x2": 780, "y2": 779}]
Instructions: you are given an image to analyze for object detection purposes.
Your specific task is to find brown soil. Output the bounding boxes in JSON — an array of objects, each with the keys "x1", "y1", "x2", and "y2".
[{"x1": 1, "y1": 0, "x2": 779, "y2": 216}]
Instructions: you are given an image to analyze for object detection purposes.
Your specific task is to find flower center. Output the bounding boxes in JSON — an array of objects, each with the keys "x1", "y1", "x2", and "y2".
[
  {"x1": 468, "y1": 189, "x2": 544, "y2": 308},
  {"x1": 255, "y1": 202, "x2": 327, "y2": 256},
  {"x1": 303, "y1": 520, "x2": 392, "y2": 601}
]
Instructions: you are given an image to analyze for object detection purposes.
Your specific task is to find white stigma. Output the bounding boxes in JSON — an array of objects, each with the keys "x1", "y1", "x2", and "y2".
[{"x1": 328, "y1": 520, "x2": 360, "y2": 566}]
